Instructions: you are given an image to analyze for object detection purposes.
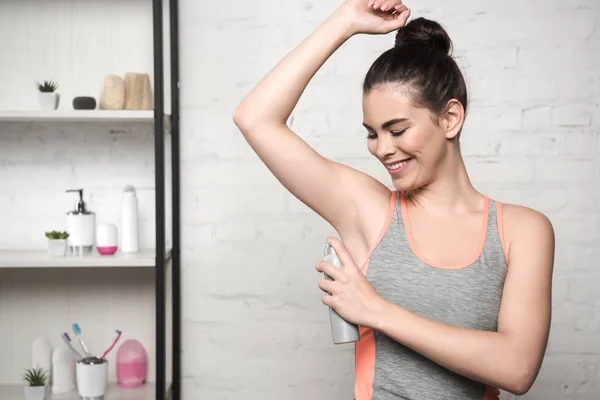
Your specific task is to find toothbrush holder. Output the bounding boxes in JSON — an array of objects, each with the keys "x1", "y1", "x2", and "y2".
[{"x1": 76, "y1": 357, "x2": 108, "y2": 400}]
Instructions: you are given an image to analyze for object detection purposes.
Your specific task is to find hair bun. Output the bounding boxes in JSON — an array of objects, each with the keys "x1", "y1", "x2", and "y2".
[{"x1": 394, "y1": 17, "x2": 452, "y2": 55}]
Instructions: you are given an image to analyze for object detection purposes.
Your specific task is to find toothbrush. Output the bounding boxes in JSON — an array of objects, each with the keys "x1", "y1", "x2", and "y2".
[
  {"x1": 72, "y1": 323, "x2": 91, "y2": 357},
  {"x1": 61, "y1": 332, "x2": 83, "y2": 359},
  {"x1": 101, "y1": 329, "x2": 122, "y2": 360}
]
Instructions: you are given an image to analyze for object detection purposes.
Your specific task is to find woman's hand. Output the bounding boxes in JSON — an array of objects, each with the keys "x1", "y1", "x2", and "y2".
[
  {"x1": 338, "y1": 0, "x2": 411, "y2": 36},
  {"x1": 316, "y1": 237, "x2": 388, "y2": 328}
]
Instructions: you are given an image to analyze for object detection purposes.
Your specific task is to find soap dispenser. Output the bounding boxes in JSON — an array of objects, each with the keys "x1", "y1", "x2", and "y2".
[{"x1": 66, "y1": 189, "x2": 96, "y2": 255}]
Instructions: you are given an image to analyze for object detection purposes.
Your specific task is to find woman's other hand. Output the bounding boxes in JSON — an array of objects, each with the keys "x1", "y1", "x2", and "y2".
[{"x1": 338, "y1": 0, "x2": 411, "y2": 36}]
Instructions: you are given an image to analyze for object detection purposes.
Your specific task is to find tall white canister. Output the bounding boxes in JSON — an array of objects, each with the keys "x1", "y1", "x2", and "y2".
[{"x1": 121, "y1": 185, "x2": 139, "y2": 253}]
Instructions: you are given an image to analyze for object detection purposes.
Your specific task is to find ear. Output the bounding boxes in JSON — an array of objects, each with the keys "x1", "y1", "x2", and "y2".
[{"x1": 441, "y1": 99, "x2": 464, "y2": 140}]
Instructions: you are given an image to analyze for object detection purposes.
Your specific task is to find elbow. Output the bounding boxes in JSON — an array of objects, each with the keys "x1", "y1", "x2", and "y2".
[
  {"x1": 502, "y1": 364, "x2": 538, "y2": 395},
  {"x1": 232, "y1": 106, "x2": 251, "y2": 132},
  {"x1": 232, "y1": 105, "x2": 268, "y2": 135},
  {"x1": 233, "y1": 106, "x2": 284, "y2": 136},
  {"x1": 505, "y1": 378, "x2": 533, "y2": 396}
]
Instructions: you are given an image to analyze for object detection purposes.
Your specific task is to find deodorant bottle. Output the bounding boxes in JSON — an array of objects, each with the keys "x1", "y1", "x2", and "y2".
[{"x1": 323, "y1": 242, "x2": 360, "y2": 344}]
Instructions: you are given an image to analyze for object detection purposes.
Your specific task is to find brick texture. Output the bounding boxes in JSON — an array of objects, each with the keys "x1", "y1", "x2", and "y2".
[
  {"x1": 179, "y1": 0, "x2": 600, "y2": 398},
  {"x1": 179, "y1": 0, "x2": 599, "y2": 398}
]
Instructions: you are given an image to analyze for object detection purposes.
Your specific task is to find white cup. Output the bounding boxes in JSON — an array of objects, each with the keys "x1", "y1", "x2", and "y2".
[{"x1": 76, "y1": 357, "x2": 107, "y2": 399}]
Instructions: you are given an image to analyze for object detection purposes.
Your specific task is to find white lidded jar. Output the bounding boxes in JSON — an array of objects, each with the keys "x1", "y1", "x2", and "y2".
[{"x1": 121, "y1": 185, "x2": 139, "y2": 253}]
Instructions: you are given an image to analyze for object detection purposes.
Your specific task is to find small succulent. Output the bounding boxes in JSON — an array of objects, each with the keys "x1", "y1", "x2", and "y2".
[
  {"x1": 36, "y1": 79, "x2": 59, "y2": 93},
  {"x1": 22, "y1": 367, "x2": 48, "y2": 387},
  {"x1": 45, "y1": 230, "x2": 69, "y2": 240}
]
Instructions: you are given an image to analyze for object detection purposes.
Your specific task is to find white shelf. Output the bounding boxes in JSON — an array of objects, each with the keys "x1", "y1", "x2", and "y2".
[
  {"x1": 0, "y1": 110, "x2": 155, "y2": 122},
  {"x1": 0, "y1": 383, "x2": 155, "y2": 400},
  {"x1": 0, "y1": 248, "x2": 172, "y2": 268}
]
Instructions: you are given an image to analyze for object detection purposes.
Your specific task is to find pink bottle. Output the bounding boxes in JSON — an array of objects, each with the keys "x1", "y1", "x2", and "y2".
[{"x1": 116, "y1": 339, "x2": 147, "y2": 388}]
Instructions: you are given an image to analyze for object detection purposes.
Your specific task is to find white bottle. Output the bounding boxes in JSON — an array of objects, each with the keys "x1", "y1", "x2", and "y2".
[
  {"x1": 51, "y1": 348, "x2": 76, "y2": 394},
  {"x1": 65, "y1": 189, "x2": 96, "y2": 256},
  {"x1": 31, "y1": 336, "x2": 53, "y2": 374},
  {"x1": 121, "y1": 185, "x2": 139, "y2": 253}
]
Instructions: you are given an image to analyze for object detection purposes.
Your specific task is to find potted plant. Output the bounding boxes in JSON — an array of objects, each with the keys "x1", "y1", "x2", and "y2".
[
  {"x1": 23, "y1": 367, "x2": 48, "y2": 400},
  {"x1": 36, "y1": 79, "x2": 60, "y2": 110},
  {"x1": 45, "y1": 230, "x2": 69, "y2": 257}
]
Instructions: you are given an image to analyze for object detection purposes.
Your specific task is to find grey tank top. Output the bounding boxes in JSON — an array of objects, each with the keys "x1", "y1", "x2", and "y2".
[{"x1": 355, "y1": 190, "x2": 507, "y2": 400}]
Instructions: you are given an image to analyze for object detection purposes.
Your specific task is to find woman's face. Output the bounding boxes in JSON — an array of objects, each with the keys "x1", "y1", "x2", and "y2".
[{"x1": 362, "y1": 84, "x2": 458, "y2": 191}]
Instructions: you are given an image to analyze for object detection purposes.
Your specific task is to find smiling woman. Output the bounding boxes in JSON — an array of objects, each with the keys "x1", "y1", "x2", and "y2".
[{"x1": 233, "y1": 1, "x2": 555, "y2": 399}]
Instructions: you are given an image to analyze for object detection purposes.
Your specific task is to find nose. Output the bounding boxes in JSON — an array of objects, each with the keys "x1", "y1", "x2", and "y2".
[{"x1": 375, "y1": 134, "x2": 397, "y2": 160}]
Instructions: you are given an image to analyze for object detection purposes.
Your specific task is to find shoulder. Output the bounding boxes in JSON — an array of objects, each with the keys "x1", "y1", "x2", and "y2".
[
  {"x1": 501, "y1": 203, "x2": 555, "y2": 267},
  {"x1": 502, "y1": 203, "x2": 554, "y2": 238}
]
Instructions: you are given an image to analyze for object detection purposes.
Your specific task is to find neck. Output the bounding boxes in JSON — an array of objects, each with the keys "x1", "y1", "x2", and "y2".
[{"x1": 407, "y1": 145, "x2": 482, "y2": 214}]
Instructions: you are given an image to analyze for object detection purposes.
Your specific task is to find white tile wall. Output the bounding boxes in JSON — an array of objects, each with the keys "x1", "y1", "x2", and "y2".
[
  {"x1": 179, "y1": 0, "x2": 600, "y2": 399},
  {"x1": 0, "y1": 0, "x2": 163, "y2": 387}
]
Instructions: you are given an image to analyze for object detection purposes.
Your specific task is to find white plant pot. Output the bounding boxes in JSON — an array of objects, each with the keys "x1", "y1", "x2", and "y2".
[
  {"x1": 38, "y1": 92, "x2": 60, "y2": 110},
  {"x1": 24, "y1": 386, "x2": 46, "y2": 400},
  {"x1": 47, "y1": 239, "x2": 67, "y2": 257}
]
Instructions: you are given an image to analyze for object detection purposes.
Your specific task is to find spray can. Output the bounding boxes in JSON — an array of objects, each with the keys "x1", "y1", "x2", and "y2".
[{"x1": 323, "y1": 242, "x2": 360, "y2": 344}]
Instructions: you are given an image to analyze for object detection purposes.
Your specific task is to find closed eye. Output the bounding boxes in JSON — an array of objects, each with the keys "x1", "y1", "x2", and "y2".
[
  {"x1": 366, "y1": 128, "x2": 408, "y2": 140},
  {"x1": 391, "y1": 129, "x2": 407, "y2": 137}
]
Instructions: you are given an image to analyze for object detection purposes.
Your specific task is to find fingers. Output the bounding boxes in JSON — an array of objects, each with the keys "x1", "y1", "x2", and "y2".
[
  {"x1": 395, "y1": 6, "x2": 411, "y2": 23},
  {"x1": 382, "y1": 6, "x2": 410, "y2": 31},
  {"x1": 395, "y1": 4, "x2": 409, "y2": 13},
  {"x1": 321, "y1": 293, "x2": 334, "y2": 307},
  {"x1": 318, "y1": 278, "x2": 337, "y2": 295},
  {"x1": 315, "y1": 260, "x2": 345, "y2": 282},
  {"x1": 368, "y1": 0, "x2": 403, "y2": 13}
]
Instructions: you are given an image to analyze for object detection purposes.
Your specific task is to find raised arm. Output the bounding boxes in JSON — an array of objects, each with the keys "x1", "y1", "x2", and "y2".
[{"x1": 233, "y1": 1, "x2": 410, "y2": 241}]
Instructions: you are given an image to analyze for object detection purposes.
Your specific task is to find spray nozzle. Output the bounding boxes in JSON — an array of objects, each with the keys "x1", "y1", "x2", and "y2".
[{"x1": 324, "y1": 242, "x2": 337, "y2": 257}]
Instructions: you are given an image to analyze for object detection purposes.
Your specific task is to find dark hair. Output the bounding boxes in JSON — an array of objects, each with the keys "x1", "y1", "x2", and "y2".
[{"x1": 363, "y1": 17, "x2": 468, "y2": 135}]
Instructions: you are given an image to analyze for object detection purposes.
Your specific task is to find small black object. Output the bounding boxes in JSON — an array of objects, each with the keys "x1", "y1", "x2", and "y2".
[{"x1": 72, "y1": 96, "x2": 96, "y2": 110}]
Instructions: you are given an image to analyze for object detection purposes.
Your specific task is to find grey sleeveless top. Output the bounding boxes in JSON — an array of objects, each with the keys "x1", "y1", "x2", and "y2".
[{"x1": 355, "y1": 191, "x2": 507, "y2": 400}]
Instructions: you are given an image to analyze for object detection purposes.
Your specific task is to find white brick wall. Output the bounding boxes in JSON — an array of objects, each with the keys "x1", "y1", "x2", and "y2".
[{"x1": 180, "y1": 1, "x2": 600, "y2": 400}]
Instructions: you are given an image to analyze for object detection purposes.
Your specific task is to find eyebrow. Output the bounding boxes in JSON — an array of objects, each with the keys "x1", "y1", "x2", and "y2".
[{"x1": 363, "y1": 118, "x2": 409, "y2": 131}]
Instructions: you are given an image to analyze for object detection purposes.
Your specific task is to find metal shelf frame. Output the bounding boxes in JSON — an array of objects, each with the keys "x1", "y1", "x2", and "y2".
[{"x1": 152, "y1": 0, "x2": 180, "y2": 398}]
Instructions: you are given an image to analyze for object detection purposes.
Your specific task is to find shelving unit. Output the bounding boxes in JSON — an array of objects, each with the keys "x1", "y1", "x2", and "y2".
[
  {"x1": 0, "y1": 0, "x2": 180, "y2": 399},
  {"x1": 0, "y1": 248, "x2": 172, "y2": 269},
  {"x1": 0, "y1": 383, "x2": 155, "y2": 400},
  {"x1": 0, "y1": 110, "x2": 155, "y2": 122}
]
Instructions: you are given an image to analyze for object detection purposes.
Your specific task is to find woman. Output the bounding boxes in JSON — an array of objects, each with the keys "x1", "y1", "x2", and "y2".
[{"x1": 233, "y1": 0, "x2": 554, "y2": 399}]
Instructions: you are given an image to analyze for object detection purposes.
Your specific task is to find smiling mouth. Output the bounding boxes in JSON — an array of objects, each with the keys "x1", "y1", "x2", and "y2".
[{"x1": 385, "y1": 158, "x2": 412, "y2": 174}]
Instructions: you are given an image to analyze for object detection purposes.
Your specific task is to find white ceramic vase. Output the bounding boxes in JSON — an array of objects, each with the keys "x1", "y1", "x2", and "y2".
[
  {"x1": 38, "y1": 92, "x2": 59, "y2": 110},
  {"x1": 24, "y1": 386, "x2": 46, "y2": 400},
  {"x1": 47, "y1": 239, "x2": 67, "y2": 257}
]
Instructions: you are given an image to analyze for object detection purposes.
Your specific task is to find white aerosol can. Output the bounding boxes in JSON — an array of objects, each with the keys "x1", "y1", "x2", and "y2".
[{"x1": 323, "y1": 242, "x2": 360, "y2": 344}]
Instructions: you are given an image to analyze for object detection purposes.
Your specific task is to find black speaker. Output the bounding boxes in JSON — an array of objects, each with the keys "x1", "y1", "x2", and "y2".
[{"x1": 73, "y1": 96, "x2": 97, "y2": 110}]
